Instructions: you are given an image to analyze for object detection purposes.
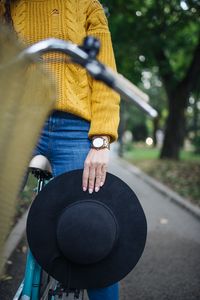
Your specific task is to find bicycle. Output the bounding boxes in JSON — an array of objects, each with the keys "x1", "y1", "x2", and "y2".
[
  {"x1": 14, "y1": 154, "x2": 84, "y2": 300},
  {"x1": 8, "y1": 36, "x2": 158, "y2": 299}
]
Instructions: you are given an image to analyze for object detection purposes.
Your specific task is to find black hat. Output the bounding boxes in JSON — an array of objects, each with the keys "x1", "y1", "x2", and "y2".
[{"x1": 26, "y1": 169, "x2": 147, "y2": 289}]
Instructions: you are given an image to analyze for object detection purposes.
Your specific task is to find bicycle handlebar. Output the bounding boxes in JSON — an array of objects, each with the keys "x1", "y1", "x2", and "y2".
[{"x1": 19, "y1": 38, "x2": 158, "y2": 118}]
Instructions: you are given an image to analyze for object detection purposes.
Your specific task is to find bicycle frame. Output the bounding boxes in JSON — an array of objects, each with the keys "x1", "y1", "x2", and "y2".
[
  {"x1": 14, "y1": 176, "x2": 46, "y2": 300},
  {"x1": 13, "y1": 169, "x2": 84, "y2": 300}
]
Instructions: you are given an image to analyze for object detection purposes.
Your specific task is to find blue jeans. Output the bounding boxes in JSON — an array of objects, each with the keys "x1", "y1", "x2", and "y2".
[{"x1": 34, "y1": 110, "x2": 119, "y2": 300}]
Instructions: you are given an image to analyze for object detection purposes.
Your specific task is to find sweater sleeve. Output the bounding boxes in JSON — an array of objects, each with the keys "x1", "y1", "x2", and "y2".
[{"x1": 86, "y1": 0, "x2": 120, "y2": 143}]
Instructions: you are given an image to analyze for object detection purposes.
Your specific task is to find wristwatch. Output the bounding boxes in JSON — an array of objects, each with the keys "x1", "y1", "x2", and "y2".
[{"x1": 91, "y1": 136, "x2": 110, "y2": 150}]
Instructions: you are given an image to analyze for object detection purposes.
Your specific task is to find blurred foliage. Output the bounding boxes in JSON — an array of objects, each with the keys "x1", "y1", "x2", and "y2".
[
  {"x1": 125, "y1": 145, "x2": 200, "y2": 205},
  {"x1": 104, "y1": 0, "x2": 199, "y2": 86},
  {"x1": 103, "y1": 0, "x2": 200, "y2": 158},
  {"x1": 135, "y1": 159, "x2": 200, "y2": 205},
  {"x1": 12, "y1": 174, "x2": 36, "y2": 228},
  {"x1": 192, "y1": 134, "x2": 200, "y2": 153},
  {"x1": 187, "y1": 92, "x2": 200, "y2": 149}
]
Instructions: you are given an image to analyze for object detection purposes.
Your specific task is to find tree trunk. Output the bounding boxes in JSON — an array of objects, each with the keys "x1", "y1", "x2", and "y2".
[
  {"x1": 155, "y1": 38, "x2": 200, "y2": 160},
  {"x1": 193, "y1": 93, "x2": 200, "y2": 139},
  {"x1": 160, "y1": 95, "x2": 186, "y2": 160},
  {"x1": 152, "y1": 116, "x2": 159, "y2": 147}
]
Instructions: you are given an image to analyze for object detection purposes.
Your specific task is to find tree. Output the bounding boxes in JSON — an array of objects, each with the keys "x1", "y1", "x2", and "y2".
[{"x1": 103, "y1": 0, "x2": 200, "y2": 159}]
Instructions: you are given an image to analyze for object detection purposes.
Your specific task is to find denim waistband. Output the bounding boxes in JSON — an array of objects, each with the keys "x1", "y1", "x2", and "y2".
[
  {"x1": 50, "y1": 110, "x2": 89, "y2": 122},
  {"x1": 45, "y1": 110, "x2": 90, "y2": 132}
]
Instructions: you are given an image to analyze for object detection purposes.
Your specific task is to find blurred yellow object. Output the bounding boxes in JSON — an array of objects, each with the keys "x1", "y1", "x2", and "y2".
[{"x1": 0, "y1": 24, "x2": 56, "y2": 274}]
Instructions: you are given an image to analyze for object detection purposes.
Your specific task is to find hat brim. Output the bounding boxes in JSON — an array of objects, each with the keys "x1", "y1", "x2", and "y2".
[{"x1": 27, "y1": 170, "x2": 147, "y2": 289}]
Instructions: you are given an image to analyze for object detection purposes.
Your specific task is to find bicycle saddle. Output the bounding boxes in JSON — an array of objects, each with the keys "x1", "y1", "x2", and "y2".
[{"x1": 29, "y1": 155, "x2": 52, "y2": 180}]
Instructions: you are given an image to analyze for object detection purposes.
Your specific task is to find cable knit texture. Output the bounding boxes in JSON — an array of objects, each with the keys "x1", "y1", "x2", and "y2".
[{"x1": 8, "y1": 0, "x2": 120, "y2": 142}]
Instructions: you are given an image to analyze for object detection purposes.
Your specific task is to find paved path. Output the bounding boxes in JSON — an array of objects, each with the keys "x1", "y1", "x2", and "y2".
[
  {"x1": 109, "y1": 156, "x2": 200, "y2": 300},
  {"x1": 0, "y1": 156, "x2": 200, "y2": 300}
]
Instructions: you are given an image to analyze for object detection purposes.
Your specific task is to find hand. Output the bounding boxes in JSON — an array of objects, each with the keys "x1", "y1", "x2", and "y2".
[{"x1": 82, "y1": 148, "x2": 110, "y2": 193}]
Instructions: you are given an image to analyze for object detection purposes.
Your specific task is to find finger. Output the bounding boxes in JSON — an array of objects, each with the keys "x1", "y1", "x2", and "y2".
[
  {"x1": 100, "y1": 164, "x2": 107, "y2": 187},
  {"x1": 82, "y1": 161, "x2": 90, "y2": 191},
  {"x1": 95, "y1": 163, "x2": 102, "y2": 192},
  {"x1": 88, "y1": 164, "x2": 96, "y2": 193}
]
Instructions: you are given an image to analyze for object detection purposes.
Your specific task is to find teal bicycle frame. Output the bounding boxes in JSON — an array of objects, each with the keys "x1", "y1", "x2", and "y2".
[
  {"x1": 17, "y1": 251, "x2": 42, "y2": 300},
  {"x1": 13, "y1": 173, "x2": 49, "y2": 300},
  {"x1": 13, "y1": 163, "x2": 83, "y2": 300}
]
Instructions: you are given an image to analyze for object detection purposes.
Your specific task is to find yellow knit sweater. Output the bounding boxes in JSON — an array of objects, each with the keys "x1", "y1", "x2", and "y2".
[{"x1": 7, "y1": 0, "x2": 120, "y2": 142}]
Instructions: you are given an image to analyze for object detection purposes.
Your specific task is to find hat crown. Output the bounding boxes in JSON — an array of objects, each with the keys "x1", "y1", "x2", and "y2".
[{"x1": 56, "y1": 200, "x2": 119, "y2": 265}]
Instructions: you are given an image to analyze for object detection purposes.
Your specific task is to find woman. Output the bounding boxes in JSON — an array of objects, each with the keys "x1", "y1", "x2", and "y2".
[{"x1": 0, "y1": 1, "x2": 120, "y2": 299}]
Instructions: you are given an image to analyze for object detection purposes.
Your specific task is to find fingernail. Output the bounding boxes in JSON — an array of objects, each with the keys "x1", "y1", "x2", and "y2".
[
  {"x1": 83, "y1": 187, "x2": 86, "y2": 191},
  {"x1": 95, "y1": 187, "x2": 99, "y2": 192},
  {"x1": 89, "y1": 189, "x2": 93, "y2": 194},
  {"x1": 100, "y1": 182, "x2": 103, "y2": 187}
]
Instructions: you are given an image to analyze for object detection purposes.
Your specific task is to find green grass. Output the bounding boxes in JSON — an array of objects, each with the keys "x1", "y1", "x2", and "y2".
[
  {"x1": 180, "y1": 150, "x2": 200, "y2": 161},
  {"x1": 124, "y1": 147, "x2": 159, "y2": 161},
  {"x1": 124, "y1": 146, "x2": 200, "y2": 162},
  {"x1": 124, "y1": 145, "x2": 200, "y2": 206}
]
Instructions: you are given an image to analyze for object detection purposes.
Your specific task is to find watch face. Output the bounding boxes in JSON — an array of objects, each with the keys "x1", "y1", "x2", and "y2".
[{"x1": 93, "y1": 138, "x2": 104, "y2": 148}]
